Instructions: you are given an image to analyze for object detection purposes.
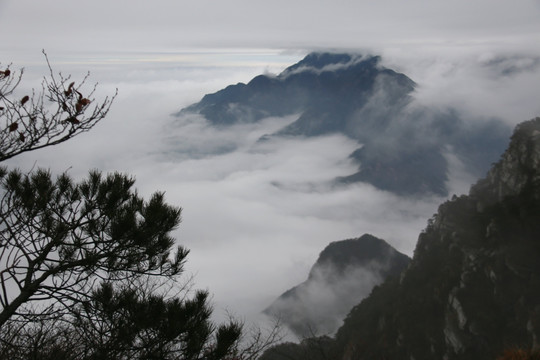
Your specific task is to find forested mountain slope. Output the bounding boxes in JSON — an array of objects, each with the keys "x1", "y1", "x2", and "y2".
[{"x1": 261, "y1": 117, "x2": 540, "y2": 359}]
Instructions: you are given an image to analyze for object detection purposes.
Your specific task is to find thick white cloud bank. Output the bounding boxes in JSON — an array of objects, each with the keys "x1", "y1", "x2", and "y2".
[
  {"x1": 2, "y1": 51, "x2": 535, "y2": 325},
  {"x1": 1, "y1": 0, "x2": 539, "y2": 327},
  {"x1": 0, "y1": 57, "x2": 444, "y2": 323}
]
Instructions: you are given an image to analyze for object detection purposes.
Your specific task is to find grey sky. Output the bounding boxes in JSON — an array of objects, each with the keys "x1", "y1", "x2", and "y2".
[
  {"x1": 1, "y1": 0, "x2": 540, "y2": 54},
  {"x1": 1, "y1": 0, "x2": 540, "y2": 330}
]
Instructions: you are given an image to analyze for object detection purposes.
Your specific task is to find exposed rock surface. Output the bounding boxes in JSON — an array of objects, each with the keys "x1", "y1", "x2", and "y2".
[
  {"x1": 332, "y1": 117, "x2": 540, "y2": 359},
  {"x1": 264, "y1": 234, "x2": 410, "y2": 337},
  {"x1": 471, "y1": 119, "x2": 540, "y2": 205}
]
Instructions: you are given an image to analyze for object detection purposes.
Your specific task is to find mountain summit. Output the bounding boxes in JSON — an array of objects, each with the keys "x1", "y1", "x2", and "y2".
[
  {"x1": 179, "y1": 52, "x2": 510, "y2": 196},
  {"x1": 180, "y1": 53, "x2": 412, "y2": 131},
  {"x1": 264, "y1": 234, "x2": 410, "y2": 337}
]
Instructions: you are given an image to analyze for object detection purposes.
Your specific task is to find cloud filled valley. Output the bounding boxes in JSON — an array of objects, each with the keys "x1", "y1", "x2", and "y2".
[
  {"x1": 139, "y1": 110, "x2": 442, "y2": 322},
  {"x1": 4, "y1": 48, "x2": 540, "y2": 332}
]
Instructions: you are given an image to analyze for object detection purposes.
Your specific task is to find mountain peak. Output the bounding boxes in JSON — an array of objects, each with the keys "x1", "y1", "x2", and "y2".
[
  {"x1": 291, "y1": 52, "x2": 356, "y2": 69},
  {"x1": 280, "y1": 52, "x2": 379, "y2": 75},
  {"x1": 177, "y1": 52, "x2": 510, "y2": 197},
  {"x1": 264, "y1": 234, "x2": 410, "y2": 337},
  {"x1": 471, "y1": 117, "x2": 540, "y2": 206},
  {"x1": 313, "y1": 234, "x2": 406, "y2": 277}
]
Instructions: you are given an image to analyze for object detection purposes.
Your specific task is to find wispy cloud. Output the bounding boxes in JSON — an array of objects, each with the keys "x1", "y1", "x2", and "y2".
[{"x1": 379, "y1": 48, "x2": 540, "y2": 123}]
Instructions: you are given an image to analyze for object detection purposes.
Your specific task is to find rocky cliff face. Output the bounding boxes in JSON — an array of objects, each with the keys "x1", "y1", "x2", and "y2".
[
  {"x1": 260, "y1": 117, "x2": 540, "y2": 360},
  {"x1": 332, "y1": 117, "x2": 540, "y2": 359},
  {"x1": 264, "y1": 235, "x2": 410, "y2": 337},
  {"x1": 471, "y1": 119, "x2": 540, "y2": 205},
  {"x1": 178, "y1": 52, "x2": 510, "y2": 196}
]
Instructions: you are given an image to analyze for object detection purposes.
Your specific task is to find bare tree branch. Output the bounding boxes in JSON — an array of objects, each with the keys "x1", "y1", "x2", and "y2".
[{"x1": 0, "y1": 51, "x2": 117, "y2": 162}]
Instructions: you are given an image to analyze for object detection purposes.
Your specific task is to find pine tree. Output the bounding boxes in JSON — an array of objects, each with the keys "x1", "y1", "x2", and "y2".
[{"x1": 0, "y1": 55, "x2": 244, "y2": 359}]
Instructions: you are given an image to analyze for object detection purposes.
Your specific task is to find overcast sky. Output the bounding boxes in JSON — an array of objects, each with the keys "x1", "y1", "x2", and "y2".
[
  {"x1": 1, "y1": 0, "x2": 540, "y2": 331},
  {"x1": 1, "y1": 0, "x2": 540, "y2": 53}
]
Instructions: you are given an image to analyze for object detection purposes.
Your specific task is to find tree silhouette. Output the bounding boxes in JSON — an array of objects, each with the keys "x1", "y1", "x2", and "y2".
[
  {"x1": 0, "y1": 168, "x2": 185, "y2": 327},
  {"x1": 0, "y1": 55, "x2": 251, "y2": 359},
  {"x1": 0, "y1": 51, "x2": 116, "y2": 162}
]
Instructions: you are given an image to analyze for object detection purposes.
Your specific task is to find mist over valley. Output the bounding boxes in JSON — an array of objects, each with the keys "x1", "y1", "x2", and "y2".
[{"x1": 4, "y1": 49, "x2": 540, "y2": 335}]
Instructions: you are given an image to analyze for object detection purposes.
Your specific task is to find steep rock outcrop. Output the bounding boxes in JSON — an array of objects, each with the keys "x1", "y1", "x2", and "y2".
[
  {"x1": 264, "y1": 234, "x2": 410, "y2": 337},
  {"x1": 331, "y1": 117, "x2": 540, "y2": 359}
]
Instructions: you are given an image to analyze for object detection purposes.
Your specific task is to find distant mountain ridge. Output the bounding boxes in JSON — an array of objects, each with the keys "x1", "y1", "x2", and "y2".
[
  {"x1": 178, "y1": 52, "x2": 510, "y2": 196},
  {"x1": 180, "y1": 53, "x2": 411, "y2": 130},
  {"x1": 264, "y1": 234, "x2": 410, "y2": 337}
]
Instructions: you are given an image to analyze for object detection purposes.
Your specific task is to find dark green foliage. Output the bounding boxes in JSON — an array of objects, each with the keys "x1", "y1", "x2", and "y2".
[
  {"x1": 71, "y1": 282, "x2": 241, "y2": 360},
  {"x1": 0, "y1": 281, "x2": 243, "y2": 360},
  {"x1": 0, "y1": 169, "x2": 184, "y2": 326}
]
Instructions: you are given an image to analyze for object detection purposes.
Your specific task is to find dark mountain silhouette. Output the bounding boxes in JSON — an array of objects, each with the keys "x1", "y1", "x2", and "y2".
[
  {"x1": 264, "y1": 234, "x2": 410, "y2": 337},
  {"x1": 261, "y1": 117, "x2": 540, "y2": 360},
  {"x1": 178, "y1": 52, "x2": 510, "y2": 196}
]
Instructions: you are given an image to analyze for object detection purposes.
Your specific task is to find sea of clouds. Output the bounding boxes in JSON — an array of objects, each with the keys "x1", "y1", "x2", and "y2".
[{"x1": 4, "y1": 48, "x2": 540, "y2": 330}]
